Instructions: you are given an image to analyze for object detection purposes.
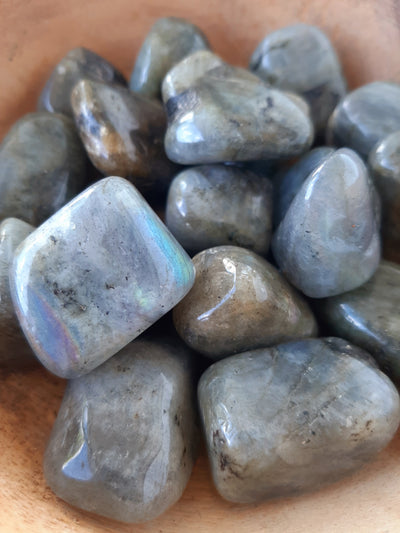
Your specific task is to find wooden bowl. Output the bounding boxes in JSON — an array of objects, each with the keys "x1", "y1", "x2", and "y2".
[{"x1": 1, "y1": 1, "x2": 400, "y2": 531}]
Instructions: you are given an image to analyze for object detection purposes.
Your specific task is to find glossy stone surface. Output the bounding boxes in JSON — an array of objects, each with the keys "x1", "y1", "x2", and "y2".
[
  {"x1": 368, "y1": 131, "x2": 400, "y2": 263},
  {"x1": 162, "y1": 50, "x2": 256, "y2": 103},
  {"x1": 327, "y1": 82, "x2": 400, "y2": 159},
  {"x1": 38, "y1": 47, "x2": 126, "y2": 117},
  {"x1": 274, "y1": 146, "x2": 335, "y2": 227},
  {"x1": 198, "y1": 337, "x2": 400, "y2": 504},
  {"x1": 10, "y1": 177, "x2": 195, "y2": 379},
  {"x1": 173, "y1": 246, "x2": 317, "y2": 359},
  {"x1": 44, "y1": 337, "x2": 199, "y2": 523},
  {"x1": 166, "y1": 165, "x2": 273, "y2": 255},
  {"x1": 0, "y1": 112, "x2": 88, "y2": 226},
  {"x1": 71, "y1": 80, "x2": 176, "y2": 197},
  {"x1": 272, "y1": 148, "x2": 380, "y2": 298},
  {"x1": 0, "y1": 218, "x2": 35, "y2": 367},
  {"x1": 130, "y1": 17, "x2": 209, "y2": 99},
  {"x1": 250, "y1": 24, "x2": 346, "y2": 136},
  {"x1": 164, "y1": 68, "x2": 314, "y2": 165},
  {"x1": 317, "y1": 261, "x2": 400, "y2": 382}
]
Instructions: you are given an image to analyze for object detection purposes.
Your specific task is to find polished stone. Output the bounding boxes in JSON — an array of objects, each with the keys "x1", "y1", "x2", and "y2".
[
  {"x1": 71, "y1": 80, "x2": 176, "y2": 197},
  {"x1": 38, "y1": 47, "x2": 126, "y2": 117},
  {"x1": 274, "y1": 146, "x2": 335, "y2": 227},
  {"x1": 166, "y1": 165, "x2": 273, "y2": 255},
  {"x1": 0, "y1": 218, "x2": 35, "y2": 367},
  {"x1": 368, "y1": 131, "x2": 400, "y2": 263},
  {"x1": 44, "y1": 337, "x2": 199, "y2": 523},
  {"x1": 162, "y1": 50, "x2": 256, "y2": 103},
  {"x1": 164, "y1": 68, "x2": 314, "y2": 164},
  {"x1": 327, "y1": 81, "x2": 400, "y2": 159},
  {"x1": 198, "y1": 337, "x2": 400, "y2": 503},
  {"x1": 317, "y1": 261, "x2": 400, "y2": 382},
  {"x1": 10, "y1": 177, "x2": 195, "y2": 378},
  {"x1": 0, "y1": 112, "x2": 88, "y2": 225},
  {"x1": 173, "y1": 246, "x2": 317, "y2": 359},
  {"x1": 250, "y1": 24, "x2": 346, "y2": 136},
  {"x1": 272, "y1": 148, "x2": 381, "y2": 298},
  {"x1": 130, "y1": 17, "x2": 209, "y2": 99}
]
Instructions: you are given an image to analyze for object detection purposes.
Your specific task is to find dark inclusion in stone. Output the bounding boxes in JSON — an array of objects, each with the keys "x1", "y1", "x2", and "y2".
[{"x1": 44, "y1": 337, "x2": 199, "y2": 523}]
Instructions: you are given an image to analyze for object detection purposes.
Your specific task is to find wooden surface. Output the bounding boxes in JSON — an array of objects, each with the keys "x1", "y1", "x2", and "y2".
[{"x1": 1, "y1": 0, "x2": 400, "y2": 531}]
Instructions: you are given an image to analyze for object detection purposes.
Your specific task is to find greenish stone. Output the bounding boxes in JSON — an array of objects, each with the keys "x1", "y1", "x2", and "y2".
[
  {"x1": 166, "y1": 165, "x2": 273, "y2": 255},
  {"x1": 130, "y1": 17, "x2": 210, "y2": 99},
  {"x1": 317, "y1": 261, "x2": 400, "y2": 382},
  {"x1": 198, "y1": 337, "x2": 400, "y2": 503},
  {"x1": 44, "y1": 337, "x2": 199, "y2": 523}
]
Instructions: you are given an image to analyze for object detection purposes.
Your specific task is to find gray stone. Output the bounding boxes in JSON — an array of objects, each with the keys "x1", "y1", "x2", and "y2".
[
  {"x1": 10, "y1": 177, "x2": 195, "y2": 379},
  {"x1": 0, "y1": 112, "x2": 88, "y2": 226},
  {"x1": 44, "y1": 337, "x2": 199, "y2": 523},
  {"x1": 166, "y1": 165, "x2": 273, "y2": 255},
  {"x1": 198, "y1": 337, "x2": 400, "y2": 503},
  {"x1": 38, "y1": 47, "x2": 126, "y2": 117},
  {"x1": 317, "y1": 261, "x2": 400, "y2": 383},
  {"x1": 164, "y1": 68, "x2": 314, "y2": 164},
  {"x1": 250, "y1": 24, "x2": 347, "y2": 136},
  {"x1": 272, "y1": 148, "x2": 380, "y2": 298},
  {"x1": 327, "y1": 81, "x2": 400, "y2": 159},
  {"x1": 0, "y1": 218, "x2": 35, "y2": 367},
  {"x1": 130, "y1": 17, "x2": 210, "y2": 99},
  {"x1": 173, "y1": 246, "x2": 317, "y2": 360},
  {"x1": 368, "y1": 131, "x2": 400, "y2": 263},
  {"x1": 71, "y1": 80, "x2": 176, "y2": 197},
  {"x1": 274, "y1": 146, "x2": 335, "y2": 227},
  {"x1": 161, "y1": 51, "x2": 258, "y2": 103}
]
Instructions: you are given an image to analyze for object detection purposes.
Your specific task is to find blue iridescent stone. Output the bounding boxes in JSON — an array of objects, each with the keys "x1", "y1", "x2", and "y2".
[{"x1": 10, "y1": 177, "x2": 195, "y2": 378}]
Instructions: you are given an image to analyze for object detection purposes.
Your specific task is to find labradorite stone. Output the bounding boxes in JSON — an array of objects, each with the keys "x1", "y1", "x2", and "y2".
[
  {"x1": 164, "y1": 68, "x2": 314, "y2": 165},
  {"x1": 249, "y1": 24, "x2": 346, "y2": 136},
  {"x1": 44, "y1": 337, "x2": 199, "y2": 523},
  {"x1": 0, "y1": 112, "x2": 88, "y2": 226},
  {"x1": 10, "y1": 177, "x2": 195, "y2": 379},
  {"x1": 272, "y1": 148, "x2": 381, "y2": 298},
  {"x1": 274, "y1": 146, "x2": 335, "y2": 227},
  {"x1": 0, "y1": 218, "x2": 35, "y2": 367},
  {"x1": 71, "y1": 79, "x2": 176, "y2": 197},
  {"x1": 327, "y1": 81, "x2": 400, "y2": 159},
  {"x1": 38, "y1": 47, "x2": 126, "y2": 117},
  {"x1": 368, "y1": 131, "x2": 400, "y2": 263},
  {"x1": 130, "y1": 17, "x2": 210, "y2": 99},
  {"x1": 162, "y1": 50, "x2": 256, "y2": 103},
  {"x1": 166, "y1": 165, "x2": 273, "y2": 255},
  {"x1": 317, "y1": 261, "x2": 400, "y2": 382},
  {"x1": 198, "y1": 337, "x2": 400, "y2": 503},
  {"x1": 173, "y1": 246, "x2": 317, "y2": 360}
]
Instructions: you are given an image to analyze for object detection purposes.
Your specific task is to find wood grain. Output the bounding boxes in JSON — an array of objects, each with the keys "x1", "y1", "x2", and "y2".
[{"x1": 1, "y1": 0, "x2": 400, "y2": 531}]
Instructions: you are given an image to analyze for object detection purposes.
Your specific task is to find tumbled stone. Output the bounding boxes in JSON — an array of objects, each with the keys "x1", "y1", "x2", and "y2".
[
  {"x1": 166, "y1": 165, "x2": 273, "y2": 255},
  {"x1": 10, "y1": 177, "x2": 195, "y2": 379},
  {"x1": 0, "y1": 112, "x2": 88, "y2": 225},
  {"x1": 164, "y1": 68, "x2": 314, "y2": 164},
  {"x1": 274, "y1": 146, "x2": 335, "y2": 227},
  {"x1": 272, "y1": 148, "x2": 380, "y2": 298},
  {"x1": 198, "y1": 337, "x2": 400, "y2": 503},
  {"x1": 38, "y1": 47, "x2": 126, "y2": 117},
  {"x1": 161, "y1": 51, "x2": 258, "y2": 103},
  {"x1": 173, "y1": 245, "x2": 317, "y2": 359},
  {"x1": 0, "y1": 218, "x2": 35, "y2": 367},
  {"x1": 368, "y1": 131, "x2": 400, "y2": 263},
  {"x1": 71, "y1": 80, "x2": 176, "y2": 197},
  {"x1": 44, "y1": 337, "x2": 199, "y2": 523},
  {"x1": 250, "y1": 24, "x2": 346, "y2": 136},
  {"x1": 317, "y1": 261, "x2": 400, "y2": 382},
  {"x1": 130, "y1": 17, "x2": 209, "y2": 99},
  {"x1": 327, "y1": 82, "x2": 400, "y2": 159}
]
